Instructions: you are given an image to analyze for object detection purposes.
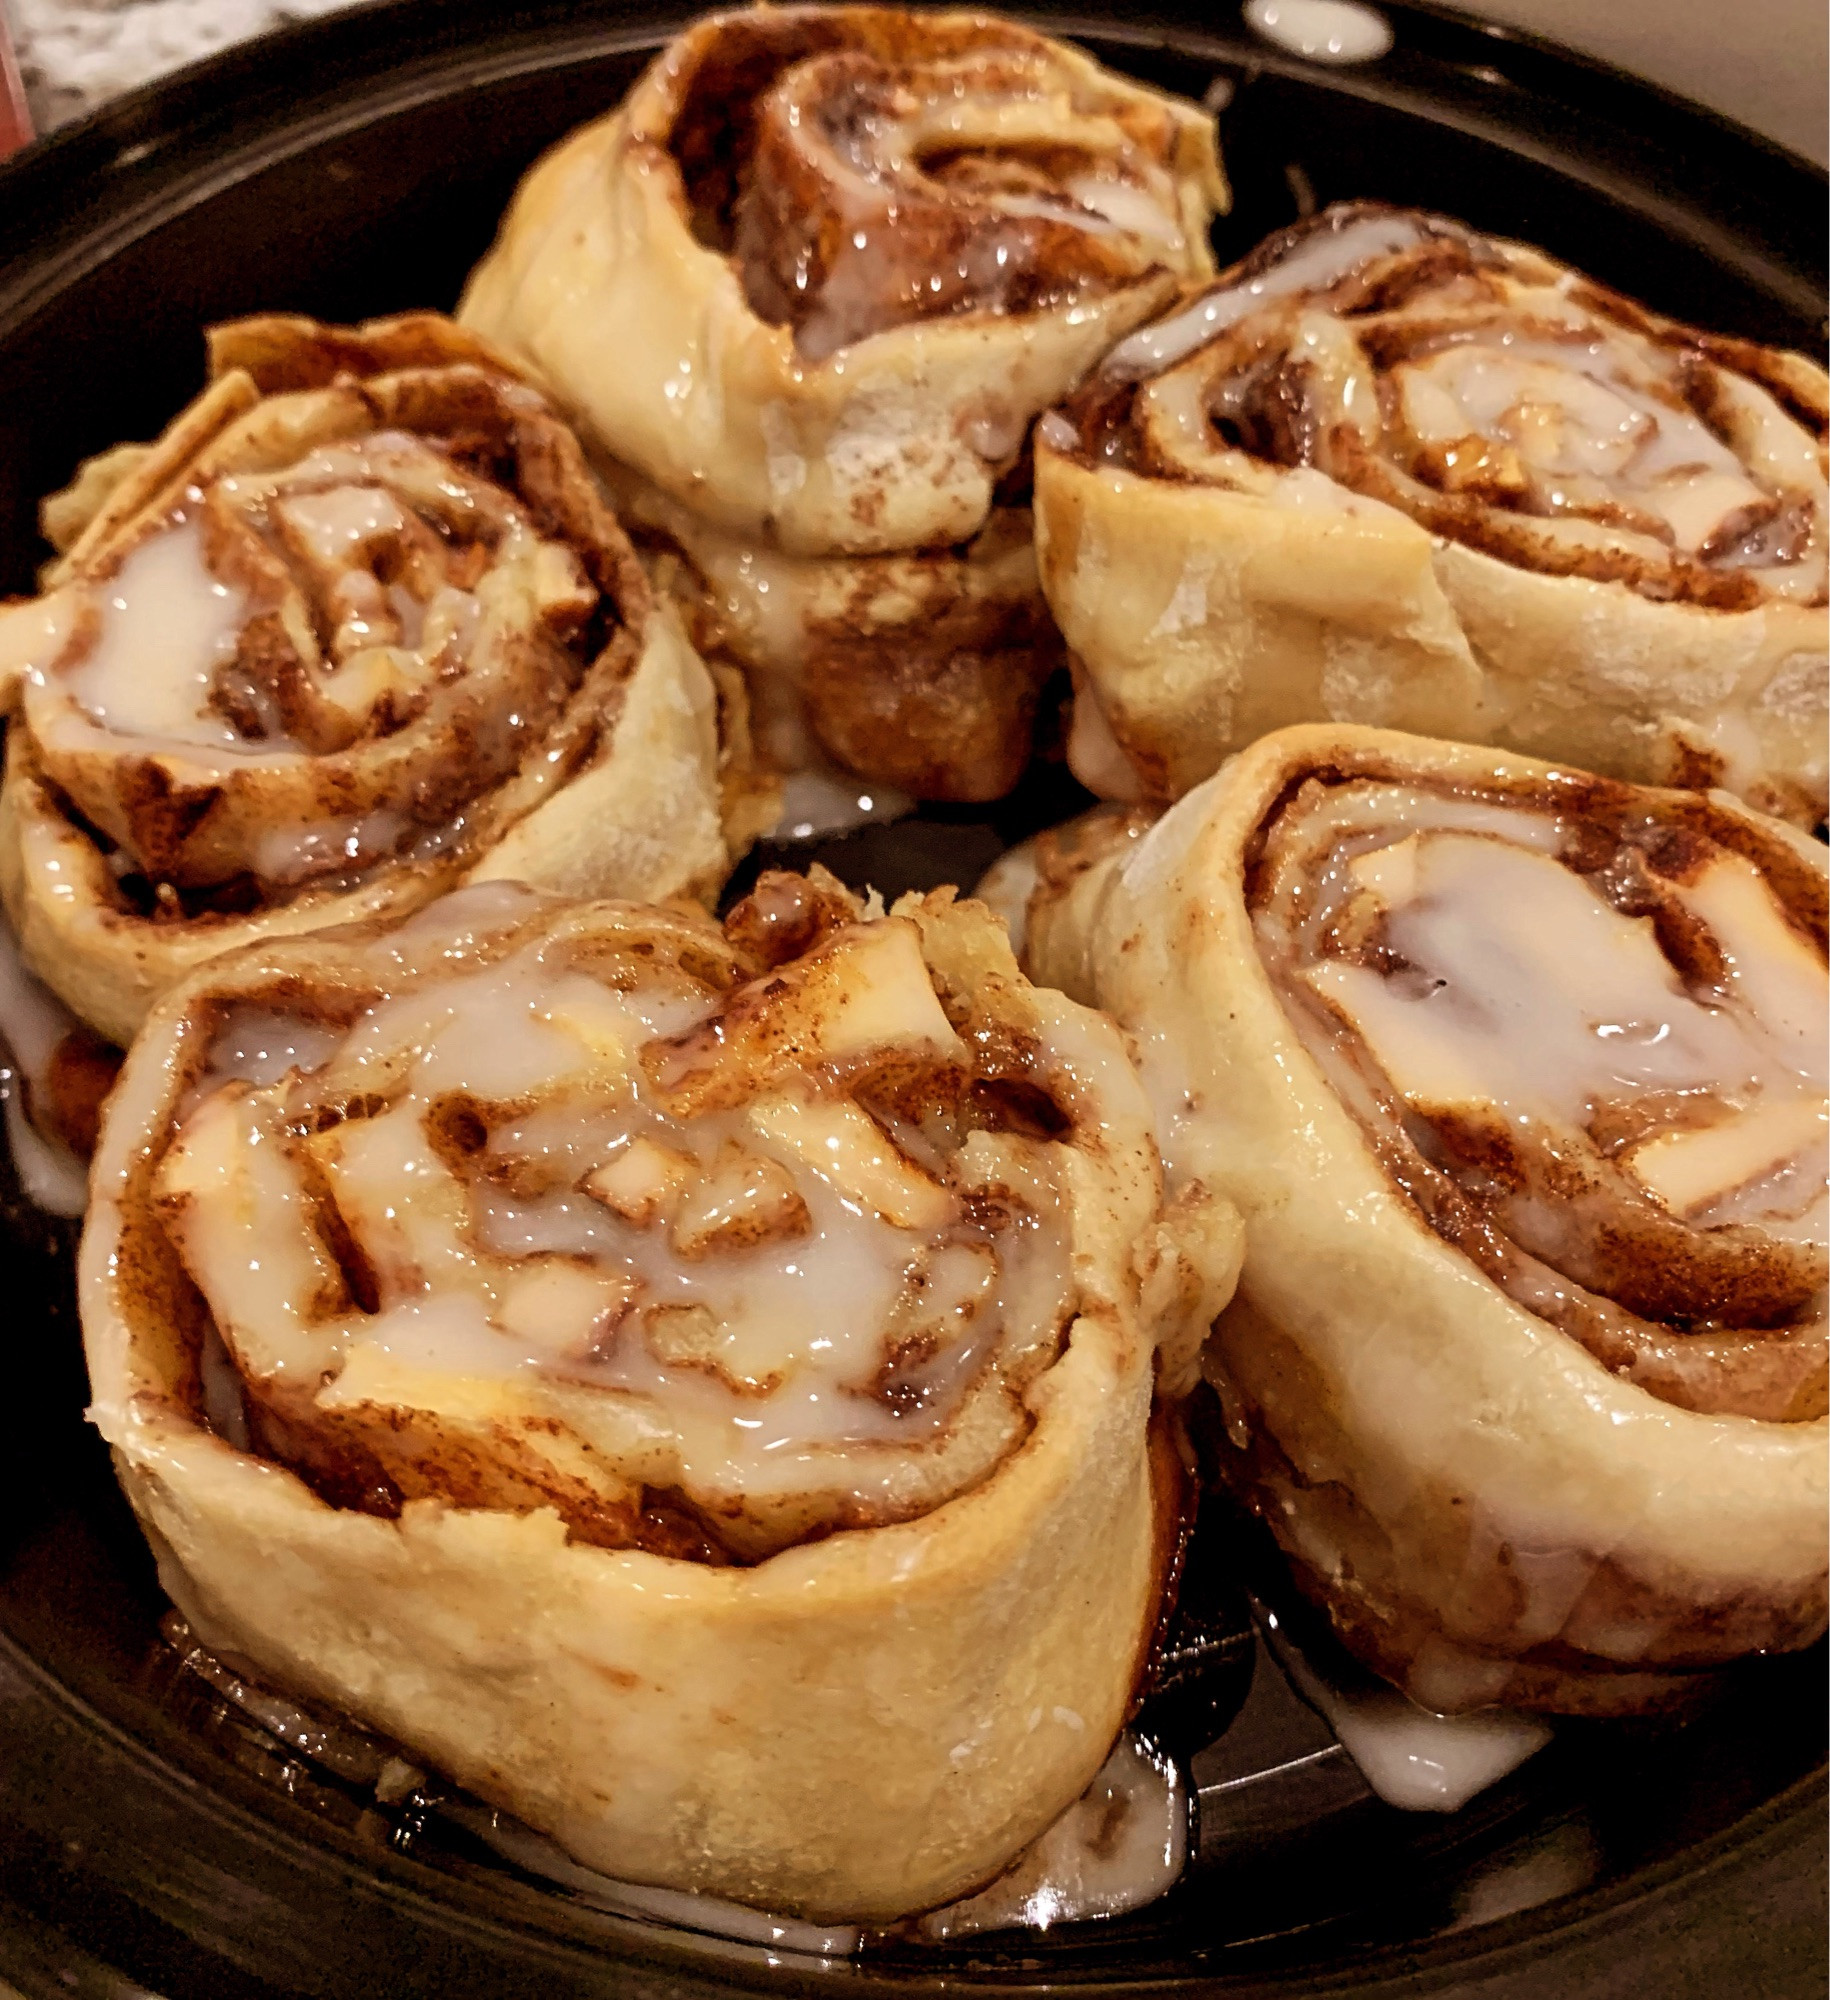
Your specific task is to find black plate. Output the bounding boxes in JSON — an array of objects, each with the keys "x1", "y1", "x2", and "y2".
[{"x1": 0, "y1": 5, "x2": 1824, "y2": 1995}]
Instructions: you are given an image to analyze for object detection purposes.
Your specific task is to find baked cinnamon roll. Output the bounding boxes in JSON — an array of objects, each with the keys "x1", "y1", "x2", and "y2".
[
  {"x1": 604, "y1": 463, "x2": 1061, "y2": 801},
  {"x1": 0, "y1": 314, "x2": 753, "y2": 1047},
  {"x1": 1038, "y1": 206, "x2": 1828, "y2": 823},
  {"x1": 1018, "y1": 725, "x2": 1827, "y2": 1716},
  {"x1": 460, "y1": 5, "x2": 1226, "y2": 800},
  {"x1": 83, "y1": 870, "x2": 1241, "y2": 1918}
]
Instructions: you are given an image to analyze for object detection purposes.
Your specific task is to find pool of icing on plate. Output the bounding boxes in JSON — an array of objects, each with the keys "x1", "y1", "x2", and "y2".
[
  {"x1": 1257, "y1": 1605, "x2": 1550, "y2": 1814},
  {"x1": 1243, "y1": 0, "x2": 1394, "y2": 66}
]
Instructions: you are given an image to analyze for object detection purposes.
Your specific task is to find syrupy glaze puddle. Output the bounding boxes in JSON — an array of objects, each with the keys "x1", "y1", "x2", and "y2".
[
  {"x1": 160, "y1": 1611, "x2": 1188, "y2": 1949},
  {"x1": 1255, "y1": 1604, "x2": 1551, "y2": 1814},
  {"x1": 156, "y1": 1591, "x2": 1552, "y2": 1950}
]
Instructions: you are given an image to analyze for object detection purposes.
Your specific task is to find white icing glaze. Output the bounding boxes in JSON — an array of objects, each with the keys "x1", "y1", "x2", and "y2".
[
  {"x1": 55, "y1": 516, "x2": 268, "y2": 755},
  {"x1": 1262, "y1": 1609, "x2": 1550, "y2": 1812},
  {"x1": 1244, "y1": 0, "x2": 1394, "y2": 65},
  {"x1": 1064, "y1": 174, "x2": 1188, "y2": 248},
  {"x1": 1105, "y1": 212, "x2": 1430, "y2": 379},
  {"x1": 1301, "y1": 825, "x2": 1827, "y2": 1230},
  {"x1": 275, "y1": 482, "x2": 409, "y2": 564},
  {"x1": 1395, "y1": 338, "x2": 1769, "y2": 552},
  {"x1": 202, "y1": 1006, "x2": 346, "y2": 1094},
  {"x1": 248, "y1": 809, "x2": 409, "y2": 887},
  {"x1": 160, "y1": 915, "x2": 1072, "y2": 1519}
]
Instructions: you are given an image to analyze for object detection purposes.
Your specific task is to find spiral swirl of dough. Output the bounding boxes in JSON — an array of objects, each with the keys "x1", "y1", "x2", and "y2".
[
  {"x1": 1015, "y1": 725, "x2": 1827, "y2": 1715},
  {"x1": 81, "y1": 872, "x2": 1242, "y2": 1917},
  {"x1": 1037, "y1": 205, "x2": 1828, "y2": 821},
  {"x1": 0, "y1": 315, "x2": 743, "y2": 1044},
  {"x1": 460, "y1": 5, "x2": 1228, "y2": 556}
]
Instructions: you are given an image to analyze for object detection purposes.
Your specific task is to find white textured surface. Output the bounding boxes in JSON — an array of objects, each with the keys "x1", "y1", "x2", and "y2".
[{"x1": 14, "y1": 0, "x2": 362, "y2": 131}]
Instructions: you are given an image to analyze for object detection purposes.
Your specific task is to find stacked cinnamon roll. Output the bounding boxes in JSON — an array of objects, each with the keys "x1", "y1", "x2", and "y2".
[
  {"x1": 1038, "y1": 205, "x2": 1828, "y2": 822},
  {"x1": 460, "y1": 5, "x2": 1227, "y2": 800},
  {"x1": 0, "y1": 314, "x2": 751, "y2": 1046},
  {"x1": 85, "y1": 869, "x2": 1239, "y2": 1917},
  {"x1": 1016, "y1": 726, "x2": 1828, "y2": 1715}
]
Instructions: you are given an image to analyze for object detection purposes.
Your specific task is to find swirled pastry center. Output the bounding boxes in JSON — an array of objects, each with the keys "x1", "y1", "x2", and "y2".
[
  {"x1": 1083, "y1": 206, "x2": 1829, "y2": 609},
  {"x1": 153, "y1": 898, "x2": 1073, "y2": 1558},
  {"x1": 669, "y1": 11, "x2": 1212, "y2": 360},
  {"x1": 7, "y1": 426, "x2": 600, "y2": 896},
  {"x1": 1252, "y1": 775, "x2": 1828, "y2": 1419}
]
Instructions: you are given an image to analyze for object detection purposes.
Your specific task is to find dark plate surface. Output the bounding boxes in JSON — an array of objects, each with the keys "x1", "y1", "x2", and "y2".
[{"x1": 0, "y1": 4, "x2": 1824, "y2": 1995}]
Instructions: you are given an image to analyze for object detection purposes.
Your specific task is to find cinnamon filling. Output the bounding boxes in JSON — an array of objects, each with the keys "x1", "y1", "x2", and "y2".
[
  {"x1": 661, "y1": 8, "x2": 1211, "y2": 361},
  {"x1": 0, "y1": 371, "x2": 631, "y2": 911},
  {"x1": 1064, "y1": 203, "x2": 1828, "y2": 611},
  {"x1": 1249, "y1": 765, "x2": 1828, "y2": 1420},
  {"x1": 147, "y1": 876, "x2": 1081, "y2": 1562}
]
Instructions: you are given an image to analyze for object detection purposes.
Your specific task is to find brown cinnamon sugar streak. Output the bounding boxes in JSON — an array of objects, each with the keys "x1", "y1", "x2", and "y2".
[
  {"x1": 1247, "y1": 757, "x2": 1826, "y2": 1422},
  {"x1": 1037, "y1": 205, "x2": 1827, "y2": 820},
  {"x1": 0, "y1": 313, "x2": 742, "y2": 1047}
]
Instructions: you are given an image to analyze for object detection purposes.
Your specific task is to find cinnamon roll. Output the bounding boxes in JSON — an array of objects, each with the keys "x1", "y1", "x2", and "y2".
[
  {"x1": 83, "y1": 870, "x2": 1241, "y2": 1918},
  {"x1": 460, "y1": 5, "x2": 1226, "y2": 800},
  {"x1": 0, "y1": 314, "x2": 753, "y2": 1048},
  {"x1": 1018, "y1": 724, "x2": 1827, "y2": 1716},
  {"x1": 1038, "y1": 206, "x2": 1828, "y2": 823}
]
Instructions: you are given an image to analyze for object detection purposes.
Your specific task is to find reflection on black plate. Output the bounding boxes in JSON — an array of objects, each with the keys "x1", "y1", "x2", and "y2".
[{"x1": 0, "y1": 2, "x2": 1823, "y2": 1995}]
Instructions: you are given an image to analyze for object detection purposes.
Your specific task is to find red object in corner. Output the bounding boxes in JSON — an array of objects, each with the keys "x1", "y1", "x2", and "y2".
[{"x1": 0, "y1": 11, "x2": 32, "y2": 158}]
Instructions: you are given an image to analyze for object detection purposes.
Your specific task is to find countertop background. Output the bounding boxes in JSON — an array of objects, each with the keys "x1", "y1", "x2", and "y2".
[{"x1": 8, "y1": 0, "x2": 1830, "y2": 162}]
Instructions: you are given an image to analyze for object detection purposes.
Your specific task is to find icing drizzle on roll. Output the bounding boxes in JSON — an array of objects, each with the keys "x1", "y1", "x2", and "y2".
[
  {"x1": 146, "y1": 873, "x2": 1095, "y2": 1561},
  {"x1": 3, "y1": 372, "x2": 611, "y2": 907},
  {"x1": 661, "y1": 6, "x2": 1227, "y2": 361},
  {"x1": 1251, "y1": 768, "x2": 1829, "y2": 1420},
  {"x1": 1073, "y1": 203, "x2": 1828, "y2": 612}
]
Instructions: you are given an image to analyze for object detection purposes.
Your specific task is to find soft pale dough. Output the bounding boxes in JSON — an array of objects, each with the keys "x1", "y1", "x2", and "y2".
[
  {"x1": 0, "y1": 314, "x2": 746, "y2": 1047},
  {"x1": 82, "y1": 880, "x2": 1242, "y2": 1919},
  {"x1": 1019, "y1": 724, "x2": 1828, "y2": 1716},
  {"x1": 1037, "y1": 207, "x2": 1828, "y2": 823}
]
